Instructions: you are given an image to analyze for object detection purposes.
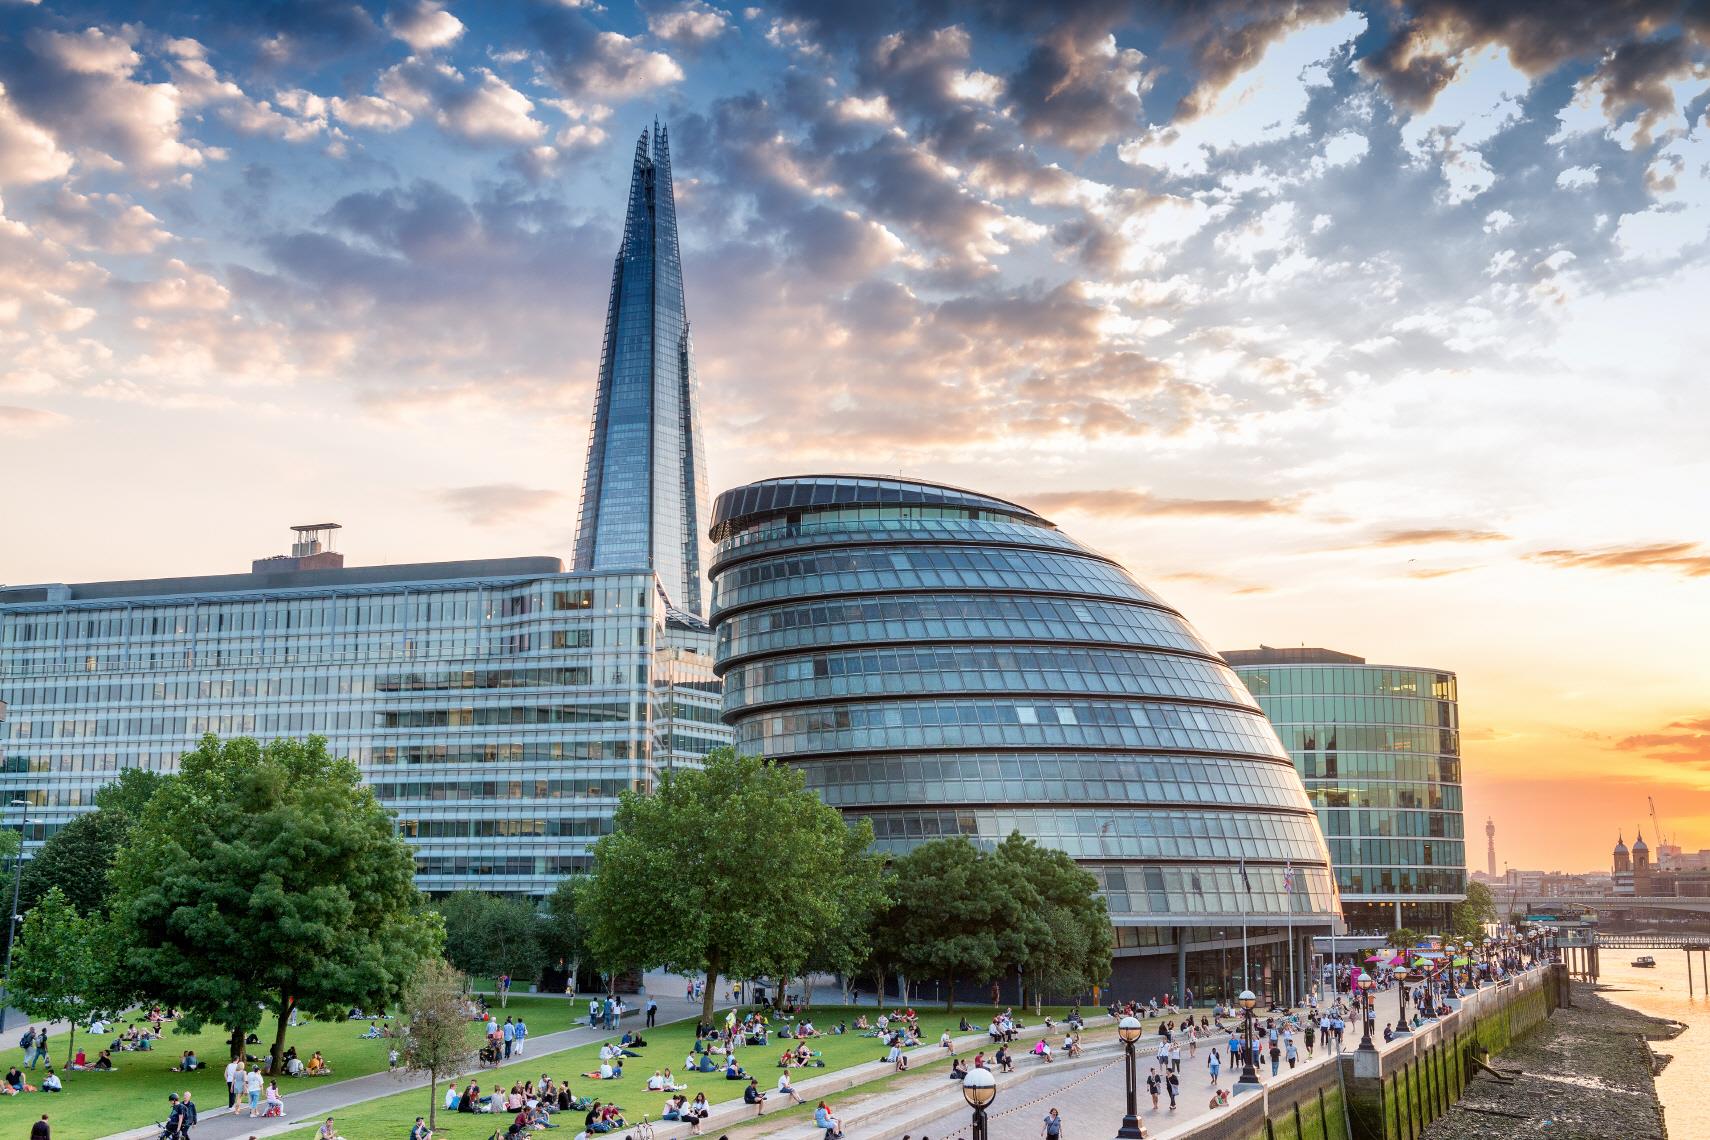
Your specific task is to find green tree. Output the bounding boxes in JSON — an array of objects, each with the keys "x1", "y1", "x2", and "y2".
[
  {"x1": 799, "y1": 823, "x2": 887, "y2": 1007},
  {"x1": 1451, "y1": 881, "x2": 1497, "y2": 938},
  {"x1": 994, "y1": 832, "x2": 1111, "y2": 1009},
  {"x1": 579, "y1": 748, "x2": 855, "y2": 1026},
  {"x1": 93, "y1": 767, "x2": 166, "y2": 817},
  {"x1": 437, "y1": 892, "x2": 546, "y2": 996},
  {"x1": 16, "y1": 810, "x2": 131, "y2": 915},
  {"x1": 401, "y1": 958, "x2": 475, "y2": 1132},
  {"x1": 8, "y1": 887, "x2": 109, "y2": 1067},
  {"x1": 108, "y1": 735, "x2": 441, "y2": 1072},
  {"x1": 888, "y1": 837, "x2": 1031, "y2": 1011},
  {"x1": 1387, "y1": 927, "x2": 1423, "y2": 951},
  {"x1": 542, "y1": 878, "x2": 591, "y2": 990}
]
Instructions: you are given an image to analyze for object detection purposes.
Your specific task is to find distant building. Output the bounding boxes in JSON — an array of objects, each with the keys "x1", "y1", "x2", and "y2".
[{"x1": 1225, "y1": 646, "x2": 1466, "y2": 932}]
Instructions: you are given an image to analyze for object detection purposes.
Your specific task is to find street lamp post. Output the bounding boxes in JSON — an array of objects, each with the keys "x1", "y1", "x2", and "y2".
[
  {"x1": 962, "y1": 1065, "x2": 997, "y2": 1140},
  {"x1": 1356, "y1": 974, "x2": 1376, "y2": 1053},
  {"x1": 1117, "y1": 1015, "x2": 1147, "y2": 1139},
  {"x1": 1235, "y1": 989, "x2": 1260, "y2": 1089},
  {"x1": 1394, "y1": 965, "x2": 1413, "y2": 1034},
  {"x1": 0, "y1": 798, "x2": 31, "y2": 1035}
]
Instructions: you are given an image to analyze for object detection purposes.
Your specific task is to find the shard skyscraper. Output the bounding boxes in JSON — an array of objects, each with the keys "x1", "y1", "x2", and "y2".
[{"x1": 573, "y1": 122, "x2": 711, "y2": 617}]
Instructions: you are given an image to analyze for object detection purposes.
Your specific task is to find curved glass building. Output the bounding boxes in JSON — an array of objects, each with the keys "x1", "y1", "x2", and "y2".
[
  {"x1": 708, "y1": 475, "x2": 1340, "y2": 999},
  {"x1": 1223, "y1": 647, "x2": 1465, "y2": 933}
]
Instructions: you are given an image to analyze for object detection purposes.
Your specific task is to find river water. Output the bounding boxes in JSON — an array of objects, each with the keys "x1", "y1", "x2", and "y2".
[{"x1": 1596, "y1": 955, "x2": 1708, "y2": 1139}]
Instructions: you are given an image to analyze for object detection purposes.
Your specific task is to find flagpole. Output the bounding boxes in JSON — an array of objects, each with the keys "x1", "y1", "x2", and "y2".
[{"x1": 1286, "y1": 862, "x2": 1296, "y2": 1008}]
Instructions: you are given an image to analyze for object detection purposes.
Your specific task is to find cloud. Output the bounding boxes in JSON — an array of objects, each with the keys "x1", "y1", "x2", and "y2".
[
  {"x1": 1006, "y1": 27, "x2": 1148, "y2": 153},
  {"x1": 437, "y1": 483, "x2": 564, "y2": 525},
  {"x1": 0, "y1": 404, "x2": 64, "y2": 434},
  {"x1": 36, "y1": 187, "x2": 171, "y2": 254},
  {"x1": 1615, "y1": 715, "x2": 1710, "y2": 766},
  {"x1": 375, "y1": 60, "x2": 545, "y2": 144},
  {"x1": 1027, "y1": 489, "x2": 1301, "y2": 519},
  {"x1": 532, "y1": 7, "x2": 685, "y2": 101},
  {"x1": 1370, "y1": 527, "x2": 1511, "y2": 546},
  {"x1": 0, "y1": 81, "x2": 71, "y2": 186},
  {"x1": 1527, "y1": 542, "x2": 1710, "y2": 579},
  {"x1": 647, "y1": 2, "x2": 733, "y2": 47},
  {"x1": 385, "y1": 1, "x2": 465, "y2": 52}
]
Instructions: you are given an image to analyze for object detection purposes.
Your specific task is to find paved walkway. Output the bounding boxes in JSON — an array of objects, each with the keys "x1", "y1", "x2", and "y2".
[{"x1": 100, "y1": 987, "x2": 711, "y2": 1140}]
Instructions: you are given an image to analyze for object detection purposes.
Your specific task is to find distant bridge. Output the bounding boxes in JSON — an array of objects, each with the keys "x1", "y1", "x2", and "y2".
[
  {"x1": 1513, "y1": 894, "x2": 1710, "y2": 916},
  {"x1": 1587, "y1": 932, "x2": 1710, "y2": 951}
]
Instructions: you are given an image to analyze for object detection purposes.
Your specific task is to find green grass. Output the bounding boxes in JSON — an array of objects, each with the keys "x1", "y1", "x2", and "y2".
[
  {"x1": 267, "y1": 1004, "x2": 1093, "y2": 1140},
  {"x1": 0, "y1": 998, "x2": 569, "y2": 1140}
]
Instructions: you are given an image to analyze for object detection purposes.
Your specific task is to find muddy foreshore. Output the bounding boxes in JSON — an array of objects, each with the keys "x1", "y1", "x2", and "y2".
[{"x1": 1419, "y1": 982, "x2": 1680, "y2": 1139}]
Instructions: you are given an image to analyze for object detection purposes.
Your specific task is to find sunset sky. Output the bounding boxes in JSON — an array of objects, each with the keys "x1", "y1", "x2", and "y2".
[{"x1": 2, "y1": 0, "x2": 1707, "y2": 873}]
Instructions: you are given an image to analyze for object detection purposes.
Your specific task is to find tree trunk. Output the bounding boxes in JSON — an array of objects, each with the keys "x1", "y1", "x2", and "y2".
[
  {"x1": 872, "y1": 969, "x2": 886, "y2": 1010},
  {"x1": 946, "y1": 977, "x2": 956, "y2": 1013},
  {"x1": 230, "y1": 1026, "x2": 245, "y2": 1063},
  {"x1": 63, "y1": 1023, "x2": 75, "y2": 1070},
  {"x1": 427, "y1": 1066, "x2": 438, "y2": 1130},
  {"x1": 701, "y1": 949, "x2": 721, "y2": 1028},
  {"x1": 268, "y1": 991, "x2": 292, "y2": 1078},
  {"x1": 805, "y1": 974, "x2": 816, "y2": 1010}
]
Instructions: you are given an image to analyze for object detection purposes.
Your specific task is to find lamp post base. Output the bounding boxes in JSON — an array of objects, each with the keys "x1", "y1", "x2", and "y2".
[{"x1": 1117, "y1": 1115, "x2": 1147, "y2": 1139}]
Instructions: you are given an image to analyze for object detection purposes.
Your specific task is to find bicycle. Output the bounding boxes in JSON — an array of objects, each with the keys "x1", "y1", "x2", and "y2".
[{"x1": 634, "y1": 1114, "x2": 656, "y2": 1140}]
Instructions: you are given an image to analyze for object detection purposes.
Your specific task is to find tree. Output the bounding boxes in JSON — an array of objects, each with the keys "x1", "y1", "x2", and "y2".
[
  {"x1": 1387, "y1": 927, "x2": 1422, "y2": 951},
  {"x1": 994, "y1": 832, "x2": 1111, "y2": 1009},
  {"x1": 541, "y1": 878, "x2": 591, "y2": 990},
  {"x1": 798, "y1": 823, "x2": 887, "y2": 1008},
  {"x1": 401, "y1": 958, "x2": 475, "y2": 1132},
  {"x1": 1451, "y1": 881, "x2": 1497, "y2": 938},
  {"x1": 16, "y1": 810, "x2": 131, "y2": 916},
  {"x1": 579, "y1": 748, "x2": 855, "y2": 1026},
  {"x1": 437, "y1": 892, "x2": 547, "y2": 995},
  {"x1": 13, "y1": 768, "x2": 162, "y2": 916},
  {"x1": 8, "y1": 887, "x2": 110, "y2": 1067},
  {"x1": 108, "y1": 735, "x2": 442, "y2": 1072},
  {"x1": 887, "y1": 837, "x2": 1031, "y2": 1011}
]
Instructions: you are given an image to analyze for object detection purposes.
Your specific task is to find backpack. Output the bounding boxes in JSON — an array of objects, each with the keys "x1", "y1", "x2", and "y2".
[{"x1": 18, "y1": 1030, "x2": 33, "y2": 1049}]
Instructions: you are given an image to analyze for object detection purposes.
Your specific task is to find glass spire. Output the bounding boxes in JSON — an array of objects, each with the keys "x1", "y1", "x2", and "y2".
[{"x1": 573, "y1": 122, "x2": 710, "y2": 616}]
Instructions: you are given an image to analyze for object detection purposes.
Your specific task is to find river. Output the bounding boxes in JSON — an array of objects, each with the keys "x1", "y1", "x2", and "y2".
[{"x1": 1596, "y1": 955, "x2": 1707, "y2": 1138}]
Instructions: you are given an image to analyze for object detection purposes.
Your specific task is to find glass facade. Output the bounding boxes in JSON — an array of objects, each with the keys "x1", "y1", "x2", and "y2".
[
  {"x1": 573, "y1": 122, "x2": 711, "y2": 617},
  {"x1": 1225, "y1": 651, "x2": 1466, "y2": 933},
  {"x1": 708, "y1": 475, "x2": 1341, "y2": 996},
  {"x1": 0, "y1": 562, "x2": 731, "y2": 896}
]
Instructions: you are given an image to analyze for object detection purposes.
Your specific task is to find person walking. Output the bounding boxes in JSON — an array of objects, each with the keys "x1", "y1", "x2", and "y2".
[
  {"x1": 515, "y1": 1017, "x2": 527, "y2": 1056},
  {"x1": 225, "y1": 1058, "x2": 243, "y2": 1110},
  {"x1": 1165, "y1": 1070, "x2": 1179, "y2": 1110},
  {"x1": 29, "y1": 1031, "x2": 47, "y2": 1070},
  {"x1": 244, "y1": 1066, "x2": 263, "y2": 1116},
  {"x1": 646, "y1": 998, "x2": 658, "y2": 1029},
  {"x1": 1041, "y1": 1107, "x2": 1064, "y2": 1140},
  {"x1": 29, "y1": 1114, "x2": 49, "y2": 1140},
  {"x1": 502, "y1": 1017, "x2": 515, "y2": 1059},
  {"x1": 1207, "y1": 1047, "x2": 1221, "y2": 1085},
  {"x1": 1268, "y1": 1039, "x2": 1281, "y2": 1077},
  {"x1": 1146, "y1": 1069, "x2": 1161, "y2": 1110}
]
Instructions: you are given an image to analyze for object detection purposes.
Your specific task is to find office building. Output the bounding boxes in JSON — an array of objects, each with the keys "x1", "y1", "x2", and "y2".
[
  {"x1": 574, "y1": 122, "x2": 710, "y2": 618},
  {"x1": 707, "y1": 475, "x2": 1340, "y2": 998},
  {"x1": 1223, "y1": 646, "x2": 1466, "y2": 932},
  {"x1": 0, "y1": 125, "x2": 730, "y2": 893}
]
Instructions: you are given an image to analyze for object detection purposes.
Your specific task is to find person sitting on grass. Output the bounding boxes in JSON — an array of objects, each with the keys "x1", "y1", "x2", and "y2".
[
  {"x1": 6, "y1": 1067, "x2": 23, "y2": 1092},
  {"x1": 306, "y1": 1051, "x2": 332, "y2": 1076},
  {"x1": 93, "y1": 1051, "x2": 114, "y2": 1071},
  {"x1": 854, "y1": 1015, "x2": 871, "y2": 1032},
  {"x1": 612, "y1": 1039, "x2": 642, "y2": 1059},
  {"x1": 693, "y1": 1051, "x2": 717, "y2": 1073},
  {"x1": 40, "y1": 1070, "x2": 60, "y2": 1093},
  {"x1": 316, "y1": 1115, "x2": 345, "y2": 1140},
  {"x1": 794, "y1": 1041, "x2": 823, "y2": 1066},
  {"x1": 722, "y1": 1056, "x2": 748, "y2": 1080},
  {"x1": 658, "y1": 1067, "x2": 684, "y2": 1091},
  {"x1": 68, "y1": 1052, "x2": 87, "y2": 1072},
  {"x1": 619, "y1": 1030, "x2": 646, "y2": 1050}
]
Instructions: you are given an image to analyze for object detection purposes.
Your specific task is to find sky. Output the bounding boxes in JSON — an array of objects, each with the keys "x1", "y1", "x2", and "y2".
[{"x1": 1, "y1": 0, "x2": 1708, "y2": 874}]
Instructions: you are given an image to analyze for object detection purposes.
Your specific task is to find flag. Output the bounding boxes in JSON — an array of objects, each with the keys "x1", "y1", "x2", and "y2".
[
  {"x1": 1238, "y1": 856, "x2": 1252, "y2": 893},
  {"x1": 1283, "y1": 863, "x2": 1295, "y2": 895}
]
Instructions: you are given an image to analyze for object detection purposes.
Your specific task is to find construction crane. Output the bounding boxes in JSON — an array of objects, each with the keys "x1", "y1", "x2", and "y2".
[{"x1": 1649, "y1": 796, "x2": 1669, "y2": 848}]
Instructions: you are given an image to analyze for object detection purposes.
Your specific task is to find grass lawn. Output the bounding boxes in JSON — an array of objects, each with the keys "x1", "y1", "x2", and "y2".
[
  {"x1": 0, "y1": 997, "x2": 569, "y2": 1140},
  {"x1": 272, "y1": 1004, "x2": 1092, "y2": 1140}
]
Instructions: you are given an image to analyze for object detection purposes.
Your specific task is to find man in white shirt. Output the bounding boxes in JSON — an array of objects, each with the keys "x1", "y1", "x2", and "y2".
[
  {"x1": 224, "y1": 1059, "x2": 242, "y2": 1110},
  {"x1": 777, "y1": 1071, "x2": 804, "y2": 1105}
]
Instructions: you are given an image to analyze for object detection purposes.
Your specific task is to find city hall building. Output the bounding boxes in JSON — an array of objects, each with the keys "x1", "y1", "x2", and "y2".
[
  {"x1": 707, "y1": 475, "x2": 1342, "y2": 998},
  {"x1": 0, "y1": 123, "x2": 731, "y2": 896},
  {"x1": 1223, "y1": 646, "x2": 1466, "y2": 933}
]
